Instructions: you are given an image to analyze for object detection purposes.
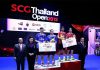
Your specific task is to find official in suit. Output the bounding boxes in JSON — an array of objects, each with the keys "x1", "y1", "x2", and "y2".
[
  {"x1": 66, "y1": 28, "x2": 75, "y2": 51},
  {"x1": 14, "y1": 38, "x2": 26, "y2": 70},
  {"x1": 77, "y1": 37, "x2": 87, "y2": 70},
  {"x1": 26, "y1": 36, "x2": 37, "y2": 70}
]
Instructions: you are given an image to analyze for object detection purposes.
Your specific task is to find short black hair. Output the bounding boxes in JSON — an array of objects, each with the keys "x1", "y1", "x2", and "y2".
[
  {"x1": 50, "y1": 29, "x2": 53, "y2": 32},
  {"x1": 40, "y1": 27, "x2": 44, "y2": 29},
  {"x1": 28, "y1": 36, "x2": 35, "y2": 43},
  {"x1": 28, "y1": 36, "x2": 33, "y2": 39}
]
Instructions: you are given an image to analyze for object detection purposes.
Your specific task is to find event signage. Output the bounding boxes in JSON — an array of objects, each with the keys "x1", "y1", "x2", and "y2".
[
  {"x1": 7, "y1": 18, "x2": 60, "y2": 33},
  {"x1": 11, "y1": 4, "x2": 59, "y2": 22}
]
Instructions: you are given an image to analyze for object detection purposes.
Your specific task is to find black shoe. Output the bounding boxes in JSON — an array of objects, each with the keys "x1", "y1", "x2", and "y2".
[
  {"x1": 83, "y1": 68, "x2": 86, "y2": 70},
  {"x1": 82, "y1": 68, "x2": 86, "y2": 70},
  {"x1": 81, "y1": 68, "x2": 86, "y2": 70}
]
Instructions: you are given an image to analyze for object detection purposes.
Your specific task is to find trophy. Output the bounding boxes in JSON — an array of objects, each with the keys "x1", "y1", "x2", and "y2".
[
  {"x1": 58, "y1": 56, "x2": 61, "y2": 62},
  {"x1": 70, "y1": 50, "x2": 74, "y2": 60},
  {"x1": 63, "y1": 53, "x2": 66, "y2": 61}
]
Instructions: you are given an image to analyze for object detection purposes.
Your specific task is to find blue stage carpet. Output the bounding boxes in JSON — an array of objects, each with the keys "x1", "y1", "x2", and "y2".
[{"x1": 0, "y1": 54, "x2": 100, "y2": 70}]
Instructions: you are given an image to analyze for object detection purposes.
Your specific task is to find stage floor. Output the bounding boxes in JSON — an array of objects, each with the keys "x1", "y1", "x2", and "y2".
[{"x1": 0, "y1": 54, "x2": 100, "y2": 70}]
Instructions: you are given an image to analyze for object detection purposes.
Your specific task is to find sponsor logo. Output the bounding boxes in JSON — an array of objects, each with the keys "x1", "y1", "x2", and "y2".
[
  {"x1": 24, "y1": 28, "x2": 27, "y2": 30},
  {"x1": 26, "y1": 23, "x2": 29, "y2": 27},
  {"x1": 18, "y1": 28, "x2": 22, "y2": 30},
  {"x1": 18, "y1": 22, "x2": 23, "y2": 26},
  {"x1": 11, "y1": 4, "x2": 59, "y2": 22}
]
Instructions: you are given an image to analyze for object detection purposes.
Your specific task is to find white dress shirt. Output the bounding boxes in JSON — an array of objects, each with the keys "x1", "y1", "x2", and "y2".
[{"x1": 19, "y1": 44, "x2": 23, "y2": 51}]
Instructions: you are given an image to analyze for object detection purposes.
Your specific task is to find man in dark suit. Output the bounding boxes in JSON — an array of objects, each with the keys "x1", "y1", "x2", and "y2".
[
  {"x1": 77, "y1": 37, "x2": 87, "y2": 70},
  {"x1": 14, "y1": 38, "x2": 26, "y2": 70}
]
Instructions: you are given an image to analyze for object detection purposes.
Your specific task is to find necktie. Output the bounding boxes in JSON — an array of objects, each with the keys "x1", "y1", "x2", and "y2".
[
  {"x1": 20, "y1": 44, "x2": 22, "y2": 51},
  {"x1": 82, "y1": 42, "x2": 85, "y2": 48}
]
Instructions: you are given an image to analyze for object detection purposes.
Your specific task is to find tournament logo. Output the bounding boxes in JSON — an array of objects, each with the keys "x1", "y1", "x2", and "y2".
[{"x1": 11, "y1": 4, "x2": 59, "y2": 22}]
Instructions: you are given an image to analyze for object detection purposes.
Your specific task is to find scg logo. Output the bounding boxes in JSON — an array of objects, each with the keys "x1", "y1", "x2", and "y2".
[{"x1": 11, "y1": 4, "x2": 31, "y2": 13}]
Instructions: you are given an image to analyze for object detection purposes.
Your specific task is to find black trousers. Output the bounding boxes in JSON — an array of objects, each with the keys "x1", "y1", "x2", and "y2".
[
  {"x1": 16, "y1": 58, "x2": 25, "y2": 70},
  {"x1": 27, "y1": 54, "x2": 36, "y2": 70},
  {"x1": 79, "y1": 53, "x2": 86, "y2": 70}
]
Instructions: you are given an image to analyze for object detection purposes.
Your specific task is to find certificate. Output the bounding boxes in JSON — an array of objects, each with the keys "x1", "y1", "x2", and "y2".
[
  {"x1": 62, "y1": 37, "x2": 77, "y2": 48},
  {"x1": 38, "y1": 42, "x2": 56, "y2": 52}
]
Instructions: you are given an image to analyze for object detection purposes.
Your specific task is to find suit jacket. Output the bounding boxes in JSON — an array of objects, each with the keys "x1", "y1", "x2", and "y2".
[
  {"x1": 77, "y1": 42, "x2": 87, "y2": 55},
  {"x1": 26, "y1": 42, "x2": 38, "y2": 55},
  {"x1": 14, "y1": 44, "x2": 26, "y2": 59}
]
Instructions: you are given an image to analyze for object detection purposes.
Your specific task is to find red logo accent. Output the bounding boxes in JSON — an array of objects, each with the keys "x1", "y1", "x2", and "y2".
[{"x1": 11, "y1": 4, "x2": 31, "y2": 13}]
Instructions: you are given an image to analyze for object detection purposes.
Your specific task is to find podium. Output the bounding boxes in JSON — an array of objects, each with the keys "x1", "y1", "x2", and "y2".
[
  {"x1": 60, "y1": 60, "x2": 81, "y2": 70},
  {"x1": 35, "y1": 59, "x2": 81, "y2": 70}
]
